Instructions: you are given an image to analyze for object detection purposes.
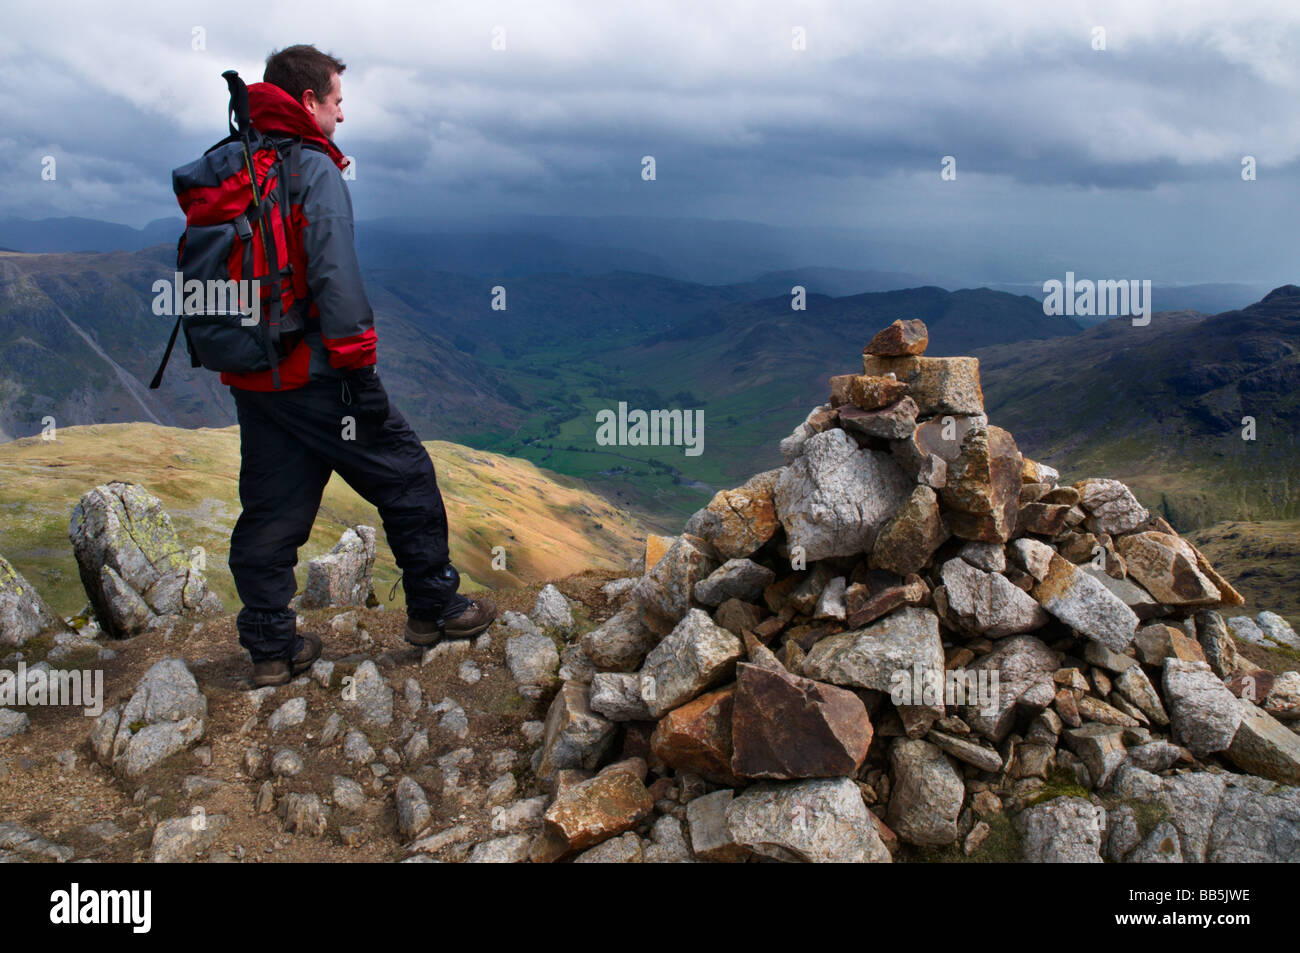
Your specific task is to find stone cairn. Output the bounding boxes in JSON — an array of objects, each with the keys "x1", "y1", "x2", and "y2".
[{"x1": 534, "y1": 318, "x2": 1300, "y2": 862}]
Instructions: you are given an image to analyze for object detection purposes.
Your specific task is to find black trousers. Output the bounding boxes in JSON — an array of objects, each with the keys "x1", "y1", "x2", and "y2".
[{"x1": 228, "y1": 378, "x2": 463, "y2": 661}]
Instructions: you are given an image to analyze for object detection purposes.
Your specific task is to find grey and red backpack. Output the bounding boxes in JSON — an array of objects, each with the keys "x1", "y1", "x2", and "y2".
[{"x1": 151, "y1": 70, "x2": 316, "y2": 390}]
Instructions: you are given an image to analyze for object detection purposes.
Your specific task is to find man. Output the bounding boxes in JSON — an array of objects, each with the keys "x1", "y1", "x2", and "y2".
[{"x1": 227, "y1": 44, "x2": 495, "y2": 687}]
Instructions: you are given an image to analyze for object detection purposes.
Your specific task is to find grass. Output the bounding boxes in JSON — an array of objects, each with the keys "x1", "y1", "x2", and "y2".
[
  {"x1": 899, "y1": 811, "x2": 1023, "y2": 863},
  {"x1": 0, "y1": 422, "x2": 649, "y2": 621},
  {"x1": 1027, "y1": 767, "x2": 1092, "y2": 807}
]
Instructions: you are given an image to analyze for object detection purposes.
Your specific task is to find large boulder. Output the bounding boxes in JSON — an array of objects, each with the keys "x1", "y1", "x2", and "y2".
[
  {"x1": 650, "y1": 685, "x2": 739, "y2": 785},
  {"x1": 729, "y1": 663, "x2": 872, "y2": 780},
  {"x1": 694, "y1": 559, "x2": 776, "y2": 607},
  {"x1": 69, "y1": 482, "x2": 222, "y2": 639},
  {"x1": 639, "y1": 609, "x2": 743, "y2": 718},
  {"x1": 1073, "y1": 479, "x2": 1149, "y2": 535},
  {"x1": 938, "y1": 426, "x2": 1022, "y2": 543},
  {"x1": 628, "y1": 535, "x2": 719, "y2": 633},
  {"x1": 859, "y1": 354, "x2": 984, "y2": 417},
  {"x1": 581, "y1": 607, "x2": 659, "y2": 672},
  {"x1": 1113, "y1": 531, "x2": 1221, "y2": 607},
  {"x1": 1162, "y1": 658, "x2": 1242, "y2": 757},
  {"x1": 870, "y1": 485, "x2": 949, "y2": 576},
  {"x1": 1028, "y1": 551, "x2": 1139, "y2": 652},
  {"x1": 90, "y1": 658, "x2": 207, "y2": 780},
  {"x1": 1015, "y1": 797, "x2": 1106, "y2": 862},
  {"x1": 960, "y1": 635, "x2": 1061, "y2": 742},
  {"x1": 725, "y1": 777, "x2": 892, "y2": 863},
  {"x1": 1227, "y1": 699, "x2": 1300, "y2": 784},
  {"x1": 773, "y1": 429, "x2": 912, "y2": 562},
  {"x1": 939, "y1": 557, "x2": 1048, "y2": 637},
  {"x1": 801, "y1": 607, "x2": 944, "y2": 696},
  {"x1": 533, "y1": 681, "x2": 618, "y2": 783},
  {"x1": 886, "y1": 738, "x2": 964, "y2": 846},
  {"x1": 1110, "y1": 766, "x2": 1300, "y2": 862},
  {"x1": 0, "y1": 554, "x2": 72, "y2": 647},
  {"x1": 529, "y1": 762, "x2": 655, "y2": 862},
  {"x1": 295, "y1": 526, "x2": 376, "y2": 609},
  {"x1": 864, "y1": 318, "x2": 929, "y2": 356},
  {"x1": 684, "y1": 470, "x2": 782, "y2": 560}
]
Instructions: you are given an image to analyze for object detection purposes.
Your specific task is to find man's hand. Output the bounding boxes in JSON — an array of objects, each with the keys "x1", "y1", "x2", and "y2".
[{"x1": 344, "y1": 366, "x2": 389, "y2": 424}]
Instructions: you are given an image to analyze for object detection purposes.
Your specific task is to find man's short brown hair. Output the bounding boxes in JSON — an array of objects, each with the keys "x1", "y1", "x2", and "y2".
[{"x1": 264, "y1": 44, "x2": 346, "y2": 104}]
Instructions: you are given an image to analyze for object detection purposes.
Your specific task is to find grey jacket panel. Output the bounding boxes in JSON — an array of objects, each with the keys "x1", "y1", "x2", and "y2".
[{"x1": 283, "y1": 145, "x2": 375, "y2": 379}]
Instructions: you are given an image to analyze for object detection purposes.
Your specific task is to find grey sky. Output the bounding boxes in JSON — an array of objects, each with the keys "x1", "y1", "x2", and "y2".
[{"x1": 3, "y1": 0, "x2": 1298, "y2": 284}]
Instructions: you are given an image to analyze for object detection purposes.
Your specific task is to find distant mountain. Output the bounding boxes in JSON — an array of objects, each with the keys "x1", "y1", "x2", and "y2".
[
  {"x1": 975, "y1": 286, "x2": 1300, "y2": 528},
  {"x1": 355, "y1": 226, "x2": 689, "y2": 281},
  {"x1": 728, "y1": 266, "x2": 931, "y2": 298},
  {"x1": 0, "y1": 248, "x2": 522, "y2": 445},
  {"x1": 0, "y1": 213, "x2": 964, "y2": 287},
  {"x1": 986, "y1": 282, "x2": 1279, "y2": 325},
  {"x1": 0, "y1": 216, "x2": 181, "y2": 253}
]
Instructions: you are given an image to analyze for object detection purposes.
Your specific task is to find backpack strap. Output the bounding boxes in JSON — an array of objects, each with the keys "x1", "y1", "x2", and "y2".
[
  {"x1": 149, "y1": 315, "x2": 184, "y2": 390},
  {"x1": 149, "y1": 233, "x2": 193, "y2": 390}
]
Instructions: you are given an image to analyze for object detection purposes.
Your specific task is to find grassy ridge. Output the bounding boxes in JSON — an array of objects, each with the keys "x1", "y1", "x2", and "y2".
[{"x1": 0, "y1": 422, "x2": 648, "y2": 617}]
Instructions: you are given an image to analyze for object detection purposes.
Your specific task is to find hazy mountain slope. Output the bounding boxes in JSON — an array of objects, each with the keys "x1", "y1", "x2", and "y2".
[
  {"x1": 0, "y1": 423, "x2": 646, "y2": 617},
  {"x1": 0, "y1": 216, "x2": 181, "y2": 253},
  {"x1": 1187, "y1": 520, "x2": 1300, "y2": 631},
  {"x1": 975, "y1": 287, "x2": 1300, "y2": 529},
  {"x1": 0, "y1": 248, "x2": 522, "y2": 444}
]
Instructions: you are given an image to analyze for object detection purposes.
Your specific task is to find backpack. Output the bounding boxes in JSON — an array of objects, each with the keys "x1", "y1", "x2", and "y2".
[{"x1": 150, "y1": 70, "x2": 313, "y2": 391}]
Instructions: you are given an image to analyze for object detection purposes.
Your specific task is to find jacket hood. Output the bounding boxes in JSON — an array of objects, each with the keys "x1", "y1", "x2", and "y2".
[{"x1": 247, "y1": 81, "x2": 350, "y2": 172}]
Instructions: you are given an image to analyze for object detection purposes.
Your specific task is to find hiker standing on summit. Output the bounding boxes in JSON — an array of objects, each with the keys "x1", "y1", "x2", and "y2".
[{"x1": 211, "y1": 44, "x2": 495, "y2": 686}]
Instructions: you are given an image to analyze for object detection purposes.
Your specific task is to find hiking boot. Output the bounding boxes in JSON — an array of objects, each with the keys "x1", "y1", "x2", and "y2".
[
  {"x1": 404, "y1": 598, "x2": 498, "y2": 647},
  {"x1": 251, "y1": 631, "x2": 323, "y2": 687}
]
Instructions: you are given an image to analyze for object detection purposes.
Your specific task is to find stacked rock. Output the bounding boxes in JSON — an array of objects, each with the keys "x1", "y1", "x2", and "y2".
[{"x1": 530, "y1": 319, "x2": 1300, "y2": 862}]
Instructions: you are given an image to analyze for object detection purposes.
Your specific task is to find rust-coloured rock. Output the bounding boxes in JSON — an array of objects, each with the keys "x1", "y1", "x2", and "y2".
[
  {"x1": 1016, "y1": 502, "x2": 1072, "y2": 537},
  {"x1": 649, "y1": 685, "x2": 739, "y2": 785},
  {"x1": 871, "y1": 485, "x2": 950, "y2": 576},
  {"x1": 644, "y1": 534, "x2": 675, "y2": 572},
  {"x1": 730, "y1": 662, "x2": 872, "y2": 780},
  {"x1": 687, "y1": 470, "x2": 782, "y2": 560},
  {"x1": 860, "y1": 355, "x2": 984, "y2": 416},
  {"x1": 844, "y1": 575, "x2": 929, "y2": 629},
  {"x1": 864, "y1": 319, "x2": 929, "y2": 357},
  {"x1": 838, "y1": 397, "x2": 920, "y2": 441},
  {"x1": 714, "y1": 598, "x2": 765, "y2": 637},
  {"x1": 939, "y1": 426, "x2": 1023, "y2": 543},
  {"x1": 847, "y1": 375, "x2": 909, "y2": 411},
  {"x1": 1113, "y1": 531, "x2": 1222, "y2": 606},
  {"x1": 529, "y1": 766, "x2": 655, "y2": 862},
  {"x1": 829, "y1": 374, "x2": 856, "y2": 407}
]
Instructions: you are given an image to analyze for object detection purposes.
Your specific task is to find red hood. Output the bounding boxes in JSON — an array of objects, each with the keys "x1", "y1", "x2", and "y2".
[{"x1": 247, "y1": 81, "x2": 350, "y2": 172}]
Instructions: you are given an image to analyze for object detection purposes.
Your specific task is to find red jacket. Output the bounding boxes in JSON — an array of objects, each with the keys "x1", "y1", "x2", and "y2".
[{"x1": 221, "y1": 82, "x2": 377, "y2": 390}]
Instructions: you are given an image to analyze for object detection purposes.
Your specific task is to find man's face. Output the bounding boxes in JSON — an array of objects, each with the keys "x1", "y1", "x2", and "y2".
[{"x1": 304, "y1": 72, "x2": 343, "y2": 139}]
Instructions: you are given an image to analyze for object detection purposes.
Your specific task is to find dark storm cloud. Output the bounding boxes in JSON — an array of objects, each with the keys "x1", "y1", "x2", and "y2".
[{"x1": 2, "y1": 1, "x2": 1298, "y2": 281}]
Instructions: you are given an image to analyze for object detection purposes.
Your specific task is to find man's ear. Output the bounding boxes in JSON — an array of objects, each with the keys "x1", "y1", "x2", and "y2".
[{"x1": 300, "y1": 89, "x2": 317, "y2": 113}]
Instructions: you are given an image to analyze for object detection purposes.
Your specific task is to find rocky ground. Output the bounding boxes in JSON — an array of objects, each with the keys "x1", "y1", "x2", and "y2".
[
  {"x1": 0, "y1": 573, "x2": 628, "y2": 863},
  {"x1": 3, "y1": 562, "x2": 1296, "y2": 864}
]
